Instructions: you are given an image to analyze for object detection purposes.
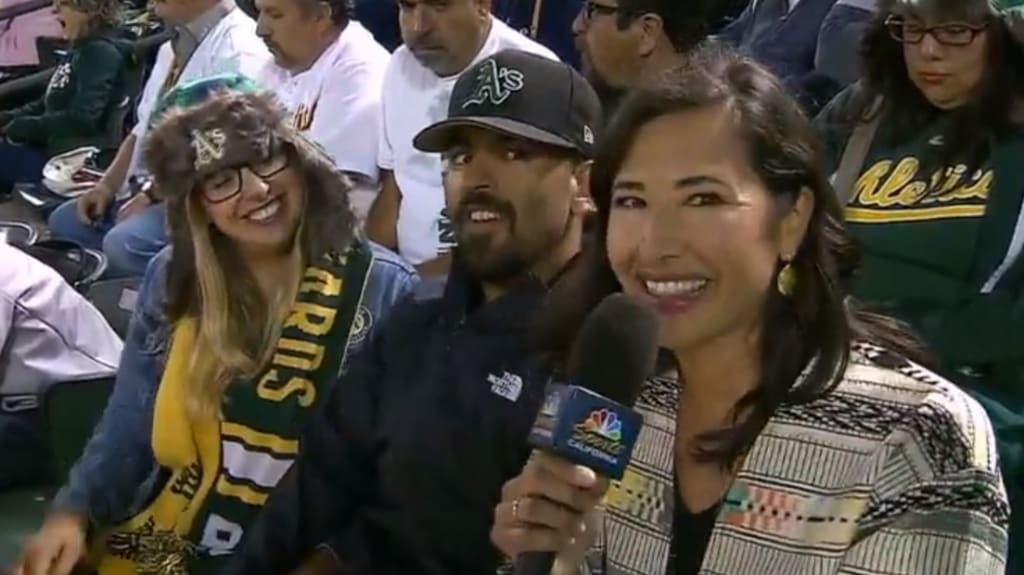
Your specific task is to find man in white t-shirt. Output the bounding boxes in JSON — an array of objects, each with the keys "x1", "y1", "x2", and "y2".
[
  {"x1": 254, "y1": 0, "x2": 389, "y2": 221},
  {"x1": 47, "y1": 0, "x2": 280, "y2": 279},
  {"x1": 365, "y1": 0, "x2": 556, "y2": 275},
  {"x1": 0, "y1": 243, "x2": 122, "y2": 489}
]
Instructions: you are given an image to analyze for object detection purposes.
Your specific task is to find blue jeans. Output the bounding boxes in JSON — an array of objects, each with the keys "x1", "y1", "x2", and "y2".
[
  {"x1": 0, "y1": 140, "x2": 47, "y2": 186},
  {"x1": 48, "y1": 198, "x2": 168, "y2": 279}
]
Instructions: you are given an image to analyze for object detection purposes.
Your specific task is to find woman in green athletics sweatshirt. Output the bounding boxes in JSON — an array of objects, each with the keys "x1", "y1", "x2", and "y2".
[
  {"x1": 0, "y1": 0, "x2": 134, "y2": 188},
  {"x1": 815, "y1": 0, "x2": 1024, "y2": 567}
]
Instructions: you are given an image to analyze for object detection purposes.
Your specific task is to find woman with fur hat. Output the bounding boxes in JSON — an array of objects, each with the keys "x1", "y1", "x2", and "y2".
[
  {"x1": 815, "y1": 0, "x2": 1024, "y2": 567},
  {"x1": 16, "y1": 75, "x2": 417, "y2": 575},
  {"x1": 0, "y1": 0, "x2": 135, "y2": 191}
]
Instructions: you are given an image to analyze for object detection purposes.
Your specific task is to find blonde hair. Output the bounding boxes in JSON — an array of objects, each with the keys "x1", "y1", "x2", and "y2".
[{"x1": 182, "y1": 194, "x2": 303, "y2": 421}]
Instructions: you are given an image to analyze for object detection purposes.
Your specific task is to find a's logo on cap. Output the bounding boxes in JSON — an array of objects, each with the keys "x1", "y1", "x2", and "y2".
[
  {"x1": 583, "y1": 125, "x2": 594, "y2": 145},
  {"x1": 462, "y1": 59, "x2": 525, "y2": 109},
  {"x1": 191, "y1": 128, "x2": 227, "y2": 169}
]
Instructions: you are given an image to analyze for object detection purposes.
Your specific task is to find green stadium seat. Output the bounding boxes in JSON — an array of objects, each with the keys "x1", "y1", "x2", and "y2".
[
  {"x1": 0, "y1": 486, "x2": 52, "y2": 567},
  {"x1": 85, "y1": 278, "x2": 140, "y2": 339},
  {"x1": 0, "y1": 377, "x2": 114, "y2": 568},
  {"x1": 44, "y1": 377, "x2": 115, "y2": 486}
]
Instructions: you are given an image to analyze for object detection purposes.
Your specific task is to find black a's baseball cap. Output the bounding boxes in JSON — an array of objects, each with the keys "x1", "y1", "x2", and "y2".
[{"x1": 413, "y1": 49, "x2": 602, "y2": 158}]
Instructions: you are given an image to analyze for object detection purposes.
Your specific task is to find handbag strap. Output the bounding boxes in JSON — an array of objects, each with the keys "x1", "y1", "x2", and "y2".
[{"x1": 834, "y1": 96, "x2": 884, "y2": 205}]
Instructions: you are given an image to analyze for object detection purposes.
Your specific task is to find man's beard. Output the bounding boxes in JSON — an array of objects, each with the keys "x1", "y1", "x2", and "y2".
[{"x1": 451, "y1": 193, "x2": 568, "y2": 283}]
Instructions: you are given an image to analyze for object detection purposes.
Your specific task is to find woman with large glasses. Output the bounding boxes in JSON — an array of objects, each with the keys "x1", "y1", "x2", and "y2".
[
  {"x1": 814, "y1": 0, "x2": 1024, "y2": 567},
  {"x1": 15, "y1": 74, "x2": 418, "y2": 575}
]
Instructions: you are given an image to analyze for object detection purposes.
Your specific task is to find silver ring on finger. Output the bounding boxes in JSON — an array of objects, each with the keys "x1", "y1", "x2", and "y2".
[{"x1": 512, "y1": 497, "x2": 522, "y2": 522}]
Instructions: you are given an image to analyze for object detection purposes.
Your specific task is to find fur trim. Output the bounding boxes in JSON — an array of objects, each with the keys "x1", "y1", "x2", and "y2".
[{"x1": 144, "y1": 91, "x2": 294, "y2": 203}]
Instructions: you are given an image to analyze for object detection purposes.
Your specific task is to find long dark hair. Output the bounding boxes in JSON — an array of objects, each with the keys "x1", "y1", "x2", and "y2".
[
  {"x1": 849, "y1": 4, "x2": 1024, "y2": 167},
  {"x1": 537, "y1": 45, "x2": 926, "y2": 466}
]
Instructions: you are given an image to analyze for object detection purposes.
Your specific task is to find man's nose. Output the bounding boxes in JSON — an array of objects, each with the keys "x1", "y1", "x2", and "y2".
[{"x1": 406, "y1": 6, "x2": 432, "y2": 37}]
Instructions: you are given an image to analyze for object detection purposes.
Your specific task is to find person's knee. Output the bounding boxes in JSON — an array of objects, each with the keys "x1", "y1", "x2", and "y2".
[
  {"x1": 101, "y1": 210, "x2": 167, "y2": 278},
  {"x1": 48, "y1": 200, "x2": 103, "y2": 249}
]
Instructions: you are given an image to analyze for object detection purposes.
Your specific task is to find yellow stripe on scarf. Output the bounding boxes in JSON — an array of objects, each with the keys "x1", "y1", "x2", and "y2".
[{"x1": 95, "y1": 319, "x2": 223, "y2": 575}]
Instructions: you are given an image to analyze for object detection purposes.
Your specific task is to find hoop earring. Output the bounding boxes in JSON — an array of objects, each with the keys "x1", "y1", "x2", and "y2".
[{"x1": 777, "y1": 261, "x2": 797, "y2": 297}]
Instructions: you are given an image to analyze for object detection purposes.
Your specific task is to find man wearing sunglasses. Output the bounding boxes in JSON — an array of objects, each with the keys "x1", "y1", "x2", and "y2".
[{"x1": 571, "y1": 0, "x2": 710, "y2": 115}]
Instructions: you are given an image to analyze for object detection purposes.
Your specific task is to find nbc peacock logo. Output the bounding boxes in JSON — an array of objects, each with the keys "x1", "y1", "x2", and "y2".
[{"x1": 582, "y1": 409, "x2": 623, "y2": 442}]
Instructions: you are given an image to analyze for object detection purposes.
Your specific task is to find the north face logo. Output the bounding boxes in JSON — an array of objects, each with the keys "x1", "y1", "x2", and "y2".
[{"x1": 462, "y1": 60, "x2": 524, "y2": 108}]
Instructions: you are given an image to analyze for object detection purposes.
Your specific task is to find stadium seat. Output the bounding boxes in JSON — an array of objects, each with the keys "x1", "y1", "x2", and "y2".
[
  {"x1": 44, "y1": 377, "x2": 115, "y2": 485},
  {"x1": 0, "y1": 220, "x2": 38, "y2": 245},
  {"x1": 85, "y1": 277, "x2": 141, "y2": 338},
  {"x1": 0, "y1": 376, "x2": 115, "y2": 569},
  {"x1": 0, "y1": 485, "x2": 51, "y2": 567}
]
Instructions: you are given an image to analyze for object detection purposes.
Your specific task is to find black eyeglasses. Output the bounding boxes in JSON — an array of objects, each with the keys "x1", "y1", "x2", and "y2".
[
  {"x1": 198, "y1": 152, "x2": 290, "y2": 204},
  {"x1": 580, "y1": 0, "x2": 623, "y2": 21},
  {"x1": 885, "y1": 16, "x2": 988, "y2": 47}
]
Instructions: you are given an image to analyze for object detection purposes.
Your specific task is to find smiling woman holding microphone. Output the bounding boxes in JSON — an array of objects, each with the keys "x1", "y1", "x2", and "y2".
[{"x1": 491, "y1": 46, "x2": 1009, "y2": 574}]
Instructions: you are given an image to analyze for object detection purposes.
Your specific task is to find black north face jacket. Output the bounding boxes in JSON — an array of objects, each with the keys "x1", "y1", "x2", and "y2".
[{"x1": 223, "y1": 269, "x2": 553, "y2": 575}]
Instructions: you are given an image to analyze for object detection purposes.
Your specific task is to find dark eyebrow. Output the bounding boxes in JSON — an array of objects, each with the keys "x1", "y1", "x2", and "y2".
[{"x1": 612, "y1": 174, "x2": 727, "y2": 193}]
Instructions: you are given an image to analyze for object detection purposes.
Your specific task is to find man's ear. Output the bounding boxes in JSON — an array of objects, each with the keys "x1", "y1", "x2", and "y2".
[
  {"x1": 314, "y1": 1, "x2": 334, "y2": 29},
  {"x1": 636, "y1": 13, "x2": 665, "y2": 58},
  {"x1": 475, "y1": 0, "x2": 493, "y2": 18},
  {"x1": 571, "y1": 161, "x2": 596, "y2": 216}
]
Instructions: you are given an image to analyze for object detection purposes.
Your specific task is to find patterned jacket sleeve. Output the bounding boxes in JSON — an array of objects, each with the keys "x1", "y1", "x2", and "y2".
[{"x1": 836, "y1": 382, "x2": 1009, "y2": 574}]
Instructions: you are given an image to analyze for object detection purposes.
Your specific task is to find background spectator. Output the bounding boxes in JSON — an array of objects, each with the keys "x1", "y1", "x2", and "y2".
[
  {"x1": 0, "y1": 0, "x2": 134, "y2": 192},
  {"x1": 0, "y1": 242, "x2": 121, "y2": 490},
  {"x1": 45, "y1": 0, "x2": 278, "y2": 279},
  {"x1": 815, "y1": 0, "x2": 1024, "y2": 567},
  {"x1": 364, "y1": 0, "x2": 556, "y2": 276},
  {"x1": 254, "y1": 0, "x2": 389, "y2": 221},
  {"x1": 571, "y1": 0, "x2": 711, "y2": 114},
  {"x1": 719, "y1": 0, "x2": 842, "y2": 113},
  {"x1": 815, "y1": 0, "x2": 877, "y2": 86},
  {"x1": 0, "y1": 0, "x2": 63, "y2": 70}
]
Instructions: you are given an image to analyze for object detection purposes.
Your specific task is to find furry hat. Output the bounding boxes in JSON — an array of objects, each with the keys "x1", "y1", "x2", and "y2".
[
  {"x1": 880, "y1": 0, "x2": 1024, "y2": 46},
  {"x1": 144, "y1": 74, "x2": 299, "y2": 204}
]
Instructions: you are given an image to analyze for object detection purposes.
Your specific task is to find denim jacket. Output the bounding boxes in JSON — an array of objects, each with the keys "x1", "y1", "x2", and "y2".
[{"x1": 50, "y1": 241, "x2": 418, "y2": 527}]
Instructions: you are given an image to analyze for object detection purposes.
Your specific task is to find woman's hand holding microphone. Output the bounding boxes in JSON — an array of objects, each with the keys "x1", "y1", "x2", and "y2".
[{"x1": 491, "y1": 452, "x2": 608, "y2": 575}]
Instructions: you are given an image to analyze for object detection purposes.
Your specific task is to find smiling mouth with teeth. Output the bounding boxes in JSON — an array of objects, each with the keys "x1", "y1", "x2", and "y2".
[
  {"x1": 644, "y1": 279, "x2": 708, "y2": 297},
  {"x1": 468, "y1": 209, "x2": 502, "y2": 223},
  {"x1": 246, "y1": 199, "x2": 282, "y2": 222}
]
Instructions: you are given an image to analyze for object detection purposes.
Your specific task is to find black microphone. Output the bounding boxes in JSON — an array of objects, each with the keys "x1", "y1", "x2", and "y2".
[{"x1": 515, "y1": 294, "x2": 659, "y2": 575}]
